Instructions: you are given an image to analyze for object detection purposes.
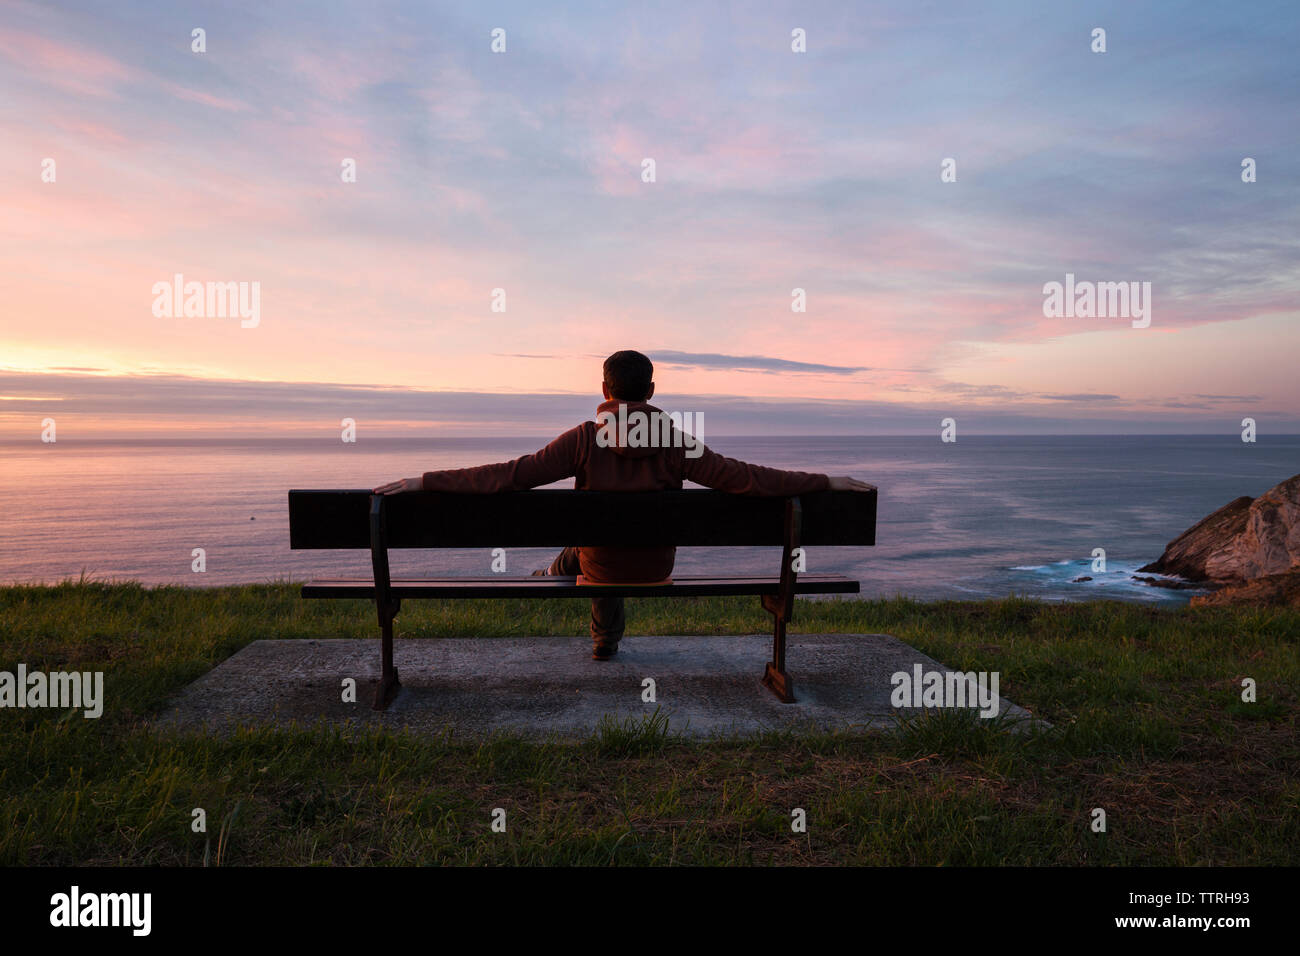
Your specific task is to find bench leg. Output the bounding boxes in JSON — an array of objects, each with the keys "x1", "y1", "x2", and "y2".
[
  {"x1": 372, "y1": 605, "x2": 402, "y2": 710},
  {"x1": 760, "y1": 613, "x2": 796, "y2": 703}
]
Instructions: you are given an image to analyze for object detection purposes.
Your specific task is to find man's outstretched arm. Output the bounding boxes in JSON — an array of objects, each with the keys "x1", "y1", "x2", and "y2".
[
  {"x1": 374, "y1": 426, "x2": 585, "y2": 494},
  {"x1": 682, "y1": 445, "x2": 874, "y2": 495}
]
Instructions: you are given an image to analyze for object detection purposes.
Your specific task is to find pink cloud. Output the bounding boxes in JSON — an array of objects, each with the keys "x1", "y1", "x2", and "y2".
[
  {"x1": 0, "y1": 28, "x2": 134, "y2": 97},
  {"x1": 162, "y1": 83, "x2": 251, "y2": 113}
]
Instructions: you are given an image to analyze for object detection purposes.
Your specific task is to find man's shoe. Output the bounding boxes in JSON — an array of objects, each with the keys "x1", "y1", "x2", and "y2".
[{"x1": 592, "y1": 643, "x2": 619, "y2": 660}]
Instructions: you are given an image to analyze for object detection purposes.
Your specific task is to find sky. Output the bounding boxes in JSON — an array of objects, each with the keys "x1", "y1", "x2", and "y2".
[{"x1": 1, "y1": 0, "x2": 1298, "y2": 437}]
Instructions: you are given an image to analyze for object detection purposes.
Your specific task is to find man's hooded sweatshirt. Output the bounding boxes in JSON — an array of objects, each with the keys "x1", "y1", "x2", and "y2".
[{"x1": 421, "y1": 398, "x2": 829, "y2": 583}]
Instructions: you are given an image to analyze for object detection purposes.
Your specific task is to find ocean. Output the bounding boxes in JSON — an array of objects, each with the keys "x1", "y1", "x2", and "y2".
[{"x1": 1, "y1": 434, "x2": 1295, "y2": 603}]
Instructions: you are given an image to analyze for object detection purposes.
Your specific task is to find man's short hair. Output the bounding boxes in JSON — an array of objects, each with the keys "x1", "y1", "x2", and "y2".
[{"x1": 603, "y1": 350, "x2": 654, "y2": 401}]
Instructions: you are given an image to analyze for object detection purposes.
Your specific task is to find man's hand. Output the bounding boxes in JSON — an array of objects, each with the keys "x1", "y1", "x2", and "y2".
[
  {"x1": 373, "y1": 477, "x2": 423, "y2": 495},
  {"x1": 828, "y1": 476, "x2": 876, "y2": 493}
]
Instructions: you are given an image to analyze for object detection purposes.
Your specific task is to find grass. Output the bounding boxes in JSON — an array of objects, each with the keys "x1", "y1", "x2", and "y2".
[{"x1": 1, "y1": 581, "x2": 1297, "y2": 865}]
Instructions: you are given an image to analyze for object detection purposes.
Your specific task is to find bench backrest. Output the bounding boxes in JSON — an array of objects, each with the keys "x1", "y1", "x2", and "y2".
[{"x1": 288, "y1": 489, "x2": 876, "y2": 550}]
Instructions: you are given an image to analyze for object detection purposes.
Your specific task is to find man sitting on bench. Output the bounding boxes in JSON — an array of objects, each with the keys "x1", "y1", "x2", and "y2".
[{"x1": 374, "y1": 349, "x2": 875, "y2": 660}]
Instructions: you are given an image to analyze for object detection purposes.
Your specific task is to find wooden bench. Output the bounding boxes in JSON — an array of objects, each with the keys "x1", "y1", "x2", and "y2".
[{"x1": 288, "y1": 488, "x2": 876, "y2": 709}]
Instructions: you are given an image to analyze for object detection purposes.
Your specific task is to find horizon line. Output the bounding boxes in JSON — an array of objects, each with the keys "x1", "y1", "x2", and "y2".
[{"x1": 4, "y1": 432, "x2": 1297, "y2": 442}]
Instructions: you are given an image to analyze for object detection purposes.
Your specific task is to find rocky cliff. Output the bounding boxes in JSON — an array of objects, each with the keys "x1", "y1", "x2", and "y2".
[{"x1": 1139, "y1": 473, "x2": 1300, "y2": 607}]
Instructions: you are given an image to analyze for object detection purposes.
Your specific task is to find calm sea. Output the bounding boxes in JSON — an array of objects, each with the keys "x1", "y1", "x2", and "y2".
[{"x1": 1, "y1": 435, "x2": 1295, "y2": 603}]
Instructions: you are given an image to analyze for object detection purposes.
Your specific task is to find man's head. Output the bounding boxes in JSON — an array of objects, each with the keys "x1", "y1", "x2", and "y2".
[{"x1": 602, "y1": 350, "x2": 655, "y2": 402}]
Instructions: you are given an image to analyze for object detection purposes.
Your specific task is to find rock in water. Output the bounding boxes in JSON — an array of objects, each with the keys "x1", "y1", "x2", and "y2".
[
  {"x1": 1137, "y1": 496, "x2": 1254, "y2": 581},
  {"x1": 1230, "y1": 474, "x2": 1300, "y2": 579},
  {"x1": 1140, "y1": 474, "x2": 1300, "y2": 583},
  {"x1": 1131, "y1": 575, "x2": 1204, "y2": 591},
  {"x1": 1140, "y1": 473, "x2": 1300, "y2": 607}
]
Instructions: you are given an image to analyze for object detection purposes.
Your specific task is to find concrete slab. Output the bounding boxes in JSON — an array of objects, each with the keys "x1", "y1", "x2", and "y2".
[{"x1": 156, "y1": 634, "x2": 1036, "y2": 739}]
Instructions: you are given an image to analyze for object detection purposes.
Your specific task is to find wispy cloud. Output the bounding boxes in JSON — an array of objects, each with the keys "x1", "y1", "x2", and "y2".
[
  {"x1": 649, "y1": 351, "x2": 870, "y2": 375},
  {"x1": 1039, "y1": 393, "x2": 1121, "y2": 402}
]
